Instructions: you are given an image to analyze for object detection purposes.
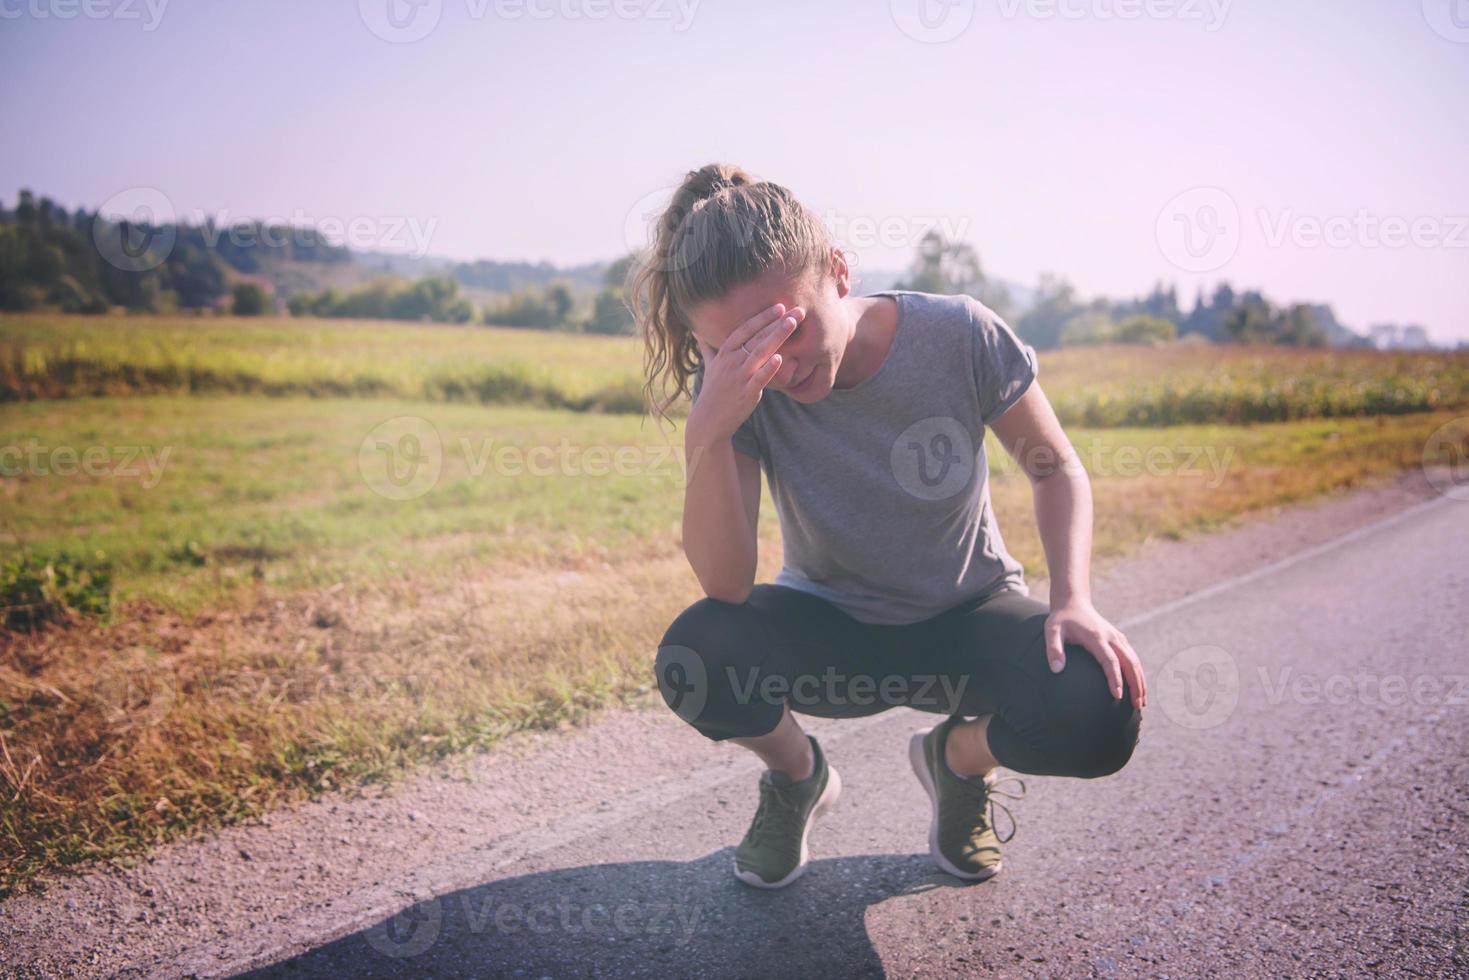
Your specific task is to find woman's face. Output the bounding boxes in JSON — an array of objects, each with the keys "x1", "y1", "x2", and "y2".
[{"x1": 686, "y1": 255, "x2": 853, "y2": 403}]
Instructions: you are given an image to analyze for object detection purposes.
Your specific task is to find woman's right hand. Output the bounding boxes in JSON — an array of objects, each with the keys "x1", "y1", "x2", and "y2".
[{"x1": 687, "y1": 303, "x2": 804, "y2": 445}]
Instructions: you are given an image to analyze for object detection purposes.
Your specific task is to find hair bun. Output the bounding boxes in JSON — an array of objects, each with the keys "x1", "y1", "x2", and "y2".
[{"x1": 693, "y1": 163, "x2": 752, "y2": 202}]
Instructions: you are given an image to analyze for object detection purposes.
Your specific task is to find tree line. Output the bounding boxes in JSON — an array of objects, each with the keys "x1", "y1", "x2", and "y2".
[
  {"x1": 0, "y1": 190, "x2": 347, "y2": 315},
  {"x1": 1, "y1": 190, "x2": 1375, "y2": 347},
  {"x1": 893, "y1": 229, "x2": 1369, "y2": 350}
]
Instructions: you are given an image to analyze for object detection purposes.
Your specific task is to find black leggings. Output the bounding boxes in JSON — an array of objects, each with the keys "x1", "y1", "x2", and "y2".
[{"x1": 655, "y1": 583, "x2": 1141, "y2": 779}]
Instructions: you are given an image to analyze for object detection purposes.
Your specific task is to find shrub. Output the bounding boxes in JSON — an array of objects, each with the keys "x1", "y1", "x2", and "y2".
[
  {"x1": 232, "y1": 283, "x2": 269, "y2": 316},
  {"x1": 0, "y1": 549, "x2": 114, "y2": 632}
]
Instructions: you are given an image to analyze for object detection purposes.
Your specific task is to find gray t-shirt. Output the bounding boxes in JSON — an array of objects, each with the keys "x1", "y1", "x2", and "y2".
[{"x1": 689, "y1": 289, "x2": 1039, "y2": 625}]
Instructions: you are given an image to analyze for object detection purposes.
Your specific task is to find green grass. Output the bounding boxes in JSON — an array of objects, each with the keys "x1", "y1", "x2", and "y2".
[
  {"x1": 1, "y1": 313, "x2": 645, "y2": 411},
  {"x1": 6, "y1": 313, "x2": 1468, "y2": 426},
  {"x1": 0, "y1": 396, "x2": 690, "y2": 615}
]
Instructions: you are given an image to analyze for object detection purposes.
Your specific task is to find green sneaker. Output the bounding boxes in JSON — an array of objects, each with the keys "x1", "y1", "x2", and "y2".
[
  {"x1": 733, "y1": 733, "x2": 842, "y2": 889},
  {"x1": 909, "y1": 716, "x2": 1027, "y2": 881}
]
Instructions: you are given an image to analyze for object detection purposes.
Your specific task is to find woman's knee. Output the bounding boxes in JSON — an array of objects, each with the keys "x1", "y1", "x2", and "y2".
[
  {"x1": 1053, "y1": 642, "x2": 1142, "y2": 778},
  {"x1": 653, "y1": 596, "x2": 777, "y2": 738}
]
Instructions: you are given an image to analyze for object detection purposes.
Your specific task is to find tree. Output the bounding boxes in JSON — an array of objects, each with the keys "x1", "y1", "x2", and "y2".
[
  {"x1": 1015, "y1": 273, "x2": 1080, "y2": 349},
  {"x1": 895, "y1": 230, "x2": 1012, "y2": 321},
  {"x1": 1113, "y1": 315, "x2": 1177, "y2": 344},
  {"x1": 1269, "y1": 304, "x2": 1329, "y2": 347},
  {"x1": 1058, "y1": 311, "x2": 1116, "y2": 346},
  {"x1": 232, "y1": 282, "x2": 269, "y2": 316},
  {"x1": 1223, "y1": 291, "x2": 1274, "y2": 343},
  {"x1": 583, "y1": 252, "x2": 637, "y2": 335}
]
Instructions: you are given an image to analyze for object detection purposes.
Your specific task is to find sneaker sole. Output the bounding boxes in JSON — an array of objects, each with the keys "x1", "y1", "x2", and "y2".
[
  {"x1": 908, "y1": 727, "x2": 1001, "y2": 882},
  {"x1": 731, "y1": 764, "x2": 843, "y2": 890}
]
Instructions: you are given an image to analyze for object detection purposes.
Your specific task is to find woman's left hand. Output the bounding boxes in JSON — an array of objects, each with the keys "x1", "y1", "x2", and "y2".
[{"x1": 1045, "y1": 599, "x2": 1147, "y2": 710}]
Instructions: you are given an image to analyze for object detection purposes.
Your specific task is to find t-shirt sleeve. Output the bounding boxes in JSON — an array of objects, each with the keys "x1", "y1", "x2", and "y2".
[
  {"x1": 968, "y1": 299, "x2": 1039, "y2": 426},
  {"x1": 690, "y1": 360, "x2": 763, "y2": 460}
]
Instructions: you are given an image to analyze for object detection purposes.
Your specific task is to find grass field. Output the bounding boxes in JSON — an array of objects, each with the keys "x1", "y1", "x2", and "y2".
[
  {"x1": 2, "y1": 311, "x2": 1467, "y2": 895},
  {"x1": 6, "y1": 313, "x2": 1467, "y2": 424}
]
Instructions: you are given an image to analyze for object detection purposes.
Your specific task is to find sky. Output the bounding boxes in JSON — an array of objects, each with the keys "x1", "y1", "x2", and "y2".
[{"x1": 2, "y1": 0, "x2": 1467, "y2": 342}]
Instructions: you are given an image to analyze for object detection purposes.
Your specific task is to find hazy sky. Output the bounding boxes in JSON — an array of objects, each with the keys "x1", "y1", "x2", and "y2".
[{"x1": 3, "y1": 0, "x2": 1466, "y2": 341}]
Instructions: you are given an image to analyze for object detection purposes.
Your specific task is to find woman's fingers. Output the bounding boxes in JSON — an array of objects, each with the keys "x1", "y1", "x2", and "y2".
[
  {"x1": 743, "y1": 310, "x2": 801, "y2": 369},
  {"x1": 748, "y1": 352, "x2": 783, "y2": 392},
  {"x1": 1114, "y1": 634, "x2": 1147, "y2": 707},
  {"x1": 723, "y1": 306, "x2": 803, "y2": 365},
  {"x1": 1092, "y1": 636, "x2": 1124, "y2": 701},
  {"x1": 722, "y1": 303, "x2": 789, "y2": 356},
  {"x1": 1045, "y1": 618, "x2": 1067, "y2": 673}
]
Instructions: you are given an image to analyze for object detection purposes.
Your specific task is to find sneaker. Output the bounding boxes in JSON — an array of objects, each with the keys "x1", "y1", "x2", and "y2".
[
  {"x1": 733, "y1": 733, "x2": 842, "y2": 889},
  {"x1": 909, "y1": 716, "x2": 1026, "y2": 881}
]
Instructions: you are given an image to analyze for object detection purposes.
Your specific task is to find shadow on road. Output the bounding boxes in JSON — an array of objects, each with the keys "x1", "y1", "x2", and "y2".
[{"x1": 243, "y1": 849, "x2": 987, "y2": 977}]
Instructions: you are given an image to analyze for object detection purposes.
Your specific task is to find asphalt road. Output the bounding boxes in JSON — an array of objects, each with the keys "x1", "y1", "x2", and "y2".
[{"x1": 226, "y1": 493, "x2": 1468, "y2": 979}]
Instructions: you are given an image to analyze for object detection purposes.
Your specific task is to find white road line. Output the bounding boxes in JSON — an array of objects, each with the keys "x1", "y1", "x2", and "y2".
[{"x1": 1117, "y1": 493, "x2": 1457, "y2": 632}]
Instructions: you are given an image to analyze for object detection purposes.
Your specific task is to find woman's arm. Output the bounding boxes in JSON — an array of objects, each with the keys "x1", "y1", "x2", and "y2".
[
  {"x1": 681, "y1": 429, "x2": 761, "y2": 604},
  {"x1": 989, "y1": 381, "x2": 1149, "y2": 710}
]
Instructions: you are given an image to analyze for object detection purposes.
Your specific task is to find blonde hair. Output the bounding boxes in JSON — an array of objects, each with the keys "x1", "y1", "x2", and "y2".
[{"x1": 626, "y1": 163, "x2": 837, "y2": 432}]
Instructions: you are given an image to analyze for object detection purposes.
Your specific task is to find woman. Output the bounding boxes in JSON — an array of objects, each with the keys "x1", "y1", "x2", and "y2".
[{"x1": 632, "y1": 163, "x2": 1146, "y2": 890}]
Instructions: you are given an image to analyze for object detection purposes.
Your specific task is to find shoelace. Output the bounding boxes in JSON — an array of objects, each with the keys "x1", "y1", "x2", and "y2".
[
  {"x1": 945, "y1": 772, "x2": 1028, "y2": 844},
  {"x1": 746, "y1": 778, "x2": 804, "y2": 848}
]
